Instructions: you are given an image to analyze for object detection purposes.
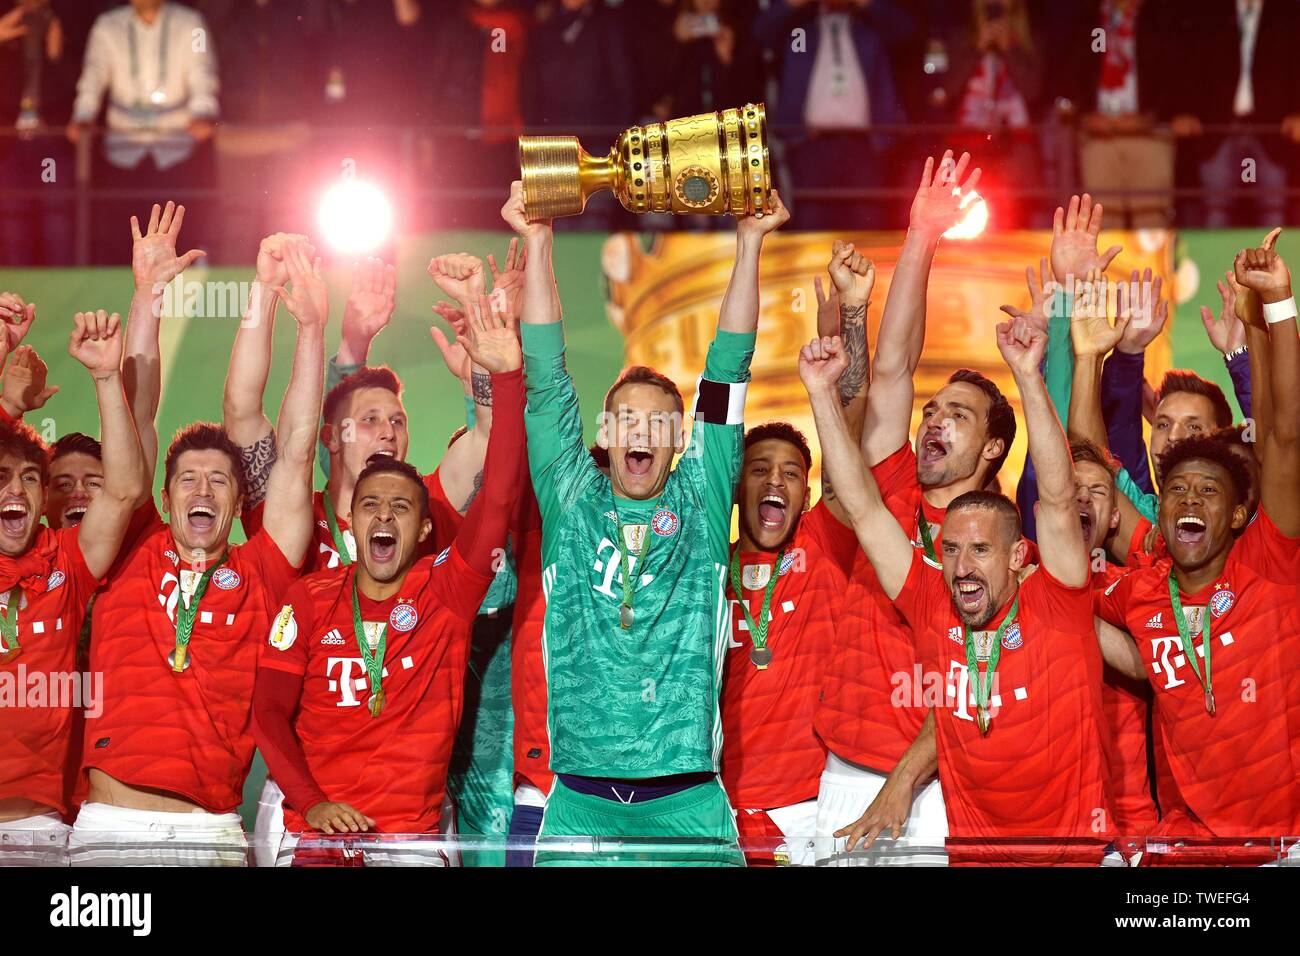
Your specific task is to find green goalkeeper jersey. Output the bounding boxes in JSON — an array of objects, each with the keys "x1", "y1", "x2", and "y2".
[{"x1": 522, "y1": 321, "x2": 753, "y2": 779}]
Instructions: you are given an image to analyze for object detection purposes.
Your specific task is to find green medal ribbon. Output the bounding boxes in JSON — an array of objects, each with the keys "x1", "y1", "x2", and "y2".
[
  {"x1": 963, "y1": 595, "x2": 1019, "y2": 736},
  {"x1": 614, "y1": 503, "x2": 660, "y2": 630},
  {"x1": 172, "y1": 559, "x2": 224, "y2": 673},
  {"x1": 0, "y1": 588, "x2": 21, "y2": 659},
  {"x1": 917, "y1": 508, "x2": 938, "y2": 561},
  {"x1": 1167, "y1": 574, "x2": 1215, "y2": 716},
  {"x1": 351, "y1": 574, "x2": 388, "y2": 717},
  {"x1": 729, "y1": 550, "x2": 784, "y2": 670},
  {"x1": 323, "y1": 492, "x2": 353, "y2": 567}
]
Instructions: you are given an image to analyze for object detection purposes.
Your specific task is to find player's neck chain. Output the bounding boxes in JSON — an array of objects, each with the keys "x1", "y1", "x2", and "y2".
[
  {"x1": 170, "y1": 558, "x2": 226, "y2": 673},
  {"x1": 324, "y1": 492, "x2": 353, "y2": 567},
  {"x1": 1167, "y1": 573, "x2": 1215, "y2": 716},
  {"x1": 917, "y1": 508, "x2": 938, "y2": 561},
  {"x1": 729, "y1": 549, "x2": 784, "y2": 670},
  {"x1": 613, "y1": 500, "x2": 660, "y2": 631},
  {"x1": 964, "y1": 595, "x2": 1018, "y2": 736},
  {"x1": 351, "y1": 574, "x2": 388, "y2": 717}
]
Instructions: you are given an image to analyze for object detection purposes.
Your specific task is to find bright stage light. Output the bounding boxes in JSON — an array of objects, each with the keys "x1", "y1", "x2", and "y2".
[
  {"x1": 318, "y1": 180, "x2": 393, "y2": 254},
  {"x1": 944, "y1": 190, "x2": 988, "y2": 240}
]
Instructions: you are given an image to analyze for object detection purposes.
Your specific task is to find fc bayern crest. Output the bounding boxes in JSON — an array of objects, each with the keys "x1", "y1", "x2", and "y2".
[
  {"x1": 1210, "y1": 589, "x2": 1235, "y2": 619},
  {"x1": 213, "y1": 568, "x2": 241, "y2": 590},
  {"x1": 389, "y1": 603, "x2": 419, "y2": 632},
  {"x1": 164, "y1": 549, "x2": 179, "y2": 567},
  {"x1": 45, "y1": 570, "x2": 65, "y2": 592},
  {"x1": 651, "y1": 509, "x2": 679, "y2": 536},
  {"x1": 778, "y1": 552, "x2": 796, "y2": 576},
  {"x1": 1001, "y1": 622, "x2": 1023, "y2": 650}
]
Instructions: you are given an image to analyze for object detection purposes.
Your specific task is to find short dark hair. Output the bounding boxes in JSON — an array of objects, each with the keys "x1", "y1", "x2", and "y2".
[
  {"x1": 744, "y1": 421, "x2": 812, "y2": 472},
  {"x1": 1157, "y1": 435, "x2": 1252, "y2": 507},
  {"x1": 164, "y1": 422, "x2": 248, "y2": 500},
  {"x1": 0, "y1": 419, "x2": 50, "y2": 484},
  {"x1": 323, "y1": 366, "x2": 403, "y2": 425},
  {"x1": 51, "y1": 432, "x2": 102, "y2": 465},
  {"x1": 1068, "y1": 434, "x2": 1119, "y2": 483},
  {"x1": 946, "y1": 489, "x2": 1023, "y2": 544},
  {"x1": 604, "y1": 365, "x2": 684, "y2": 416},
  {"x1": 352, "y1": 454, "x2": 430, "y2": 519},
  {"x1": 947, "y1": 368, "x2": 1017, "y2": 481},
  {"x1": 1155, "y1": 370, "x2": 1234, "y2": 428}
]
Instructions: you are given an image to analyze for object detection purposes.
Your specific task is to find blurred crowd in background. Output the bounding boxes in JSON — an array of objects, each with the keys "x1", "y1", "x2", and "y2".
[{"x1": 2, "y1": 0, "x2": 1299, "y2": 264}]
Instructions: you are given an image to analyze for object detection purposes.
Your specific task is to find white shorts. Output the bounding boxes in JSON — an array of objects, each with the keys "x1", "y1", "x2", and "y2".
[
  {"x1": 763, "y1": 799, "x2": 819, "y2": 867},
  {"x1": 0, "y1": 812, "x2": 71, "y2": 867},
  {"x1": 513, "y1": 783, "x2": 547, "y2": 809},
  {"x1": 252, "y1": 777, "x2": 285, "y2": 868},
  {"x1": 274, "y1": 792, "x2": 462, "y2": 868},
  {"x1": 69, "y1": 802, "x2": 248, "y2": 867},
  {"x1": 815, "y1": 753, "x2": 948, "y2": 866}
]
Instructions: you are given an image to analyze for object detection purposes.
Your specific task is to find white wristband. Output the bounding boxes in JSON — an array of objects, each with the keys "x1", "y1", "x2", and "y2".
[{"x1": 1263, "y1": 296, "x2": 1297, "y2": 325}]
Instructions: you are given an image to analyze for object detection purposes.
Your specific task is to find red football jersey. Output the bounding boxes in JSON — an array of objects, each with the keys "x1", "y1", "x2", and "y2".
[
  {"x1": 242, "y1": 470, "x2": 462, "y2": 575},
  {"x1": 815, "y1": 443, "x2": 941, "y2": 770},
  {"x1": 721, "y1": 501, "x2": 859, "y2": 809},
  {"x1": 1093, "y1": 562, "x2": 1159, "y2": 838},
  {"x1": 894, "y1": 550, "x2": 1112, "y2": 864},
  {"x1": 0, "y1": 528, "x2": 100, "y2": 813},
  {"x1": 82, "y1": 504, "x2": 300, "y2": 812},
  {"x1": 1097, "y1": 508, "x2": 1300, "y2": 837},
  {"x1": 259, "y1": 549, "x2": 493, "y2": 834},
  {"x1": 511, "y1": 505, "x2": 550, "y2": 794}
]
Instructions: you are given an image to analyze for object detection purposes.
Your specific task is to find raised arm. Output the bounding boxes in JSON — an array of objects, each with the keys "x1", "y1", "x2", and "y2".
[
  {"x1": 502, "y1": 182, "x2": 559, "y2": 328},
  {"x1": 126, "y1": 202, "x2": 206, "y2": 484},
  {"x1": 68, "y1": 311, "x2": 146, "y2": 579},
  {"x1": 260, "y1": 242, "x2": 327, "y2": 568},
  {"x1": 1235, "y1": 246, "x2": 1300, "y2": 535},
  {"x1": 999, "y1": 316, "x2": 1088, "y2": 587},
  {"x1": 862, "y1": 151, "x2": 981, "y2": 465},
  {"x1": 1, "y1": 346, "x2": 59, "y2": 423},
  {"x1": 718, "y1": 191, "x2": 789, "y2": 335},
  {"x1": 800, "y1": 335, "x2": 914, "y2": 600}
]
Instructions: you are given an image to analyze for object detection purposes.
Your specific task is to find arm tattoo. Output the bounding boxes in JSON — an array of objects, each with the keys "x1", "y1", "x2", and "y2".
[
  {"x1": 837, "y1": 302, "x2": 868, "y2": 407},
  {"x1": 471, "y1": 371, "x2": 493, "y2": 408},
  {"x1": 239, "y1": 432, "x2": 278, "y2": 509},
  {"x1": 459, "y1": 469, "x2": 484, "y2": 514}
]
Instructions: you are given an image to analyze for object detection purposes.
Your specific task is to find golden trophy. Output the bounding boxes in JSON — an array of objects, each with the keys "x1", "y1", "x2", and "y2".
[{"x1": 518, "y1": 103, "x2": 772, "y2": 220}]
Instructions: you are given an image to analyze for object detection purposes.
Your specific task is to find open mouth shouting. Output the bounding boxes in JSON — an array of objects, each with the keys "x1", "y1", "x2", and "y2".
[
  {"x1": 953, "y1": 575, "x2": 987, "y2": 617},
  {"x1": 920, "y1": 428, "x2": 949, "y2": 468},
  {"x1": 187, "y1": 502, "x2": 217, "y2": 535},
  {"x1": 1078, "y1": 507, "x2": 1094, "y2": 545},
  {"x1": 63, "y1": 505, "x2": 88, "y2": 527},
  {"x1": 624, "y1": 445, "x2": 655, "y2": 480},
  {"x1": 0, "y1": 499, "x2": 29, "y2": 542},
  {"x1": 1173, "y1": 512, "x2": 1207, "y2": 548},
  {"x1": 368, "y1": 526, "x2": 398, "y2": 564},
  {"x1": 757, "y1": 493, "x2": 788, "y2": 531}
]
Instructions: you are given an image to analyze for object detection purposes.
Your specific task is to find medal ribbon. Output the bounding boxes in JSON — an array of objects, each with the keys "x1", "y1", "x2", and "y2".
[
  {"x1": 173, "y1": 559, "x2": 224, "y2": 672},
  {"x1": 324, "y1": 492, "x2": 353, "y2": 567},
  {"x1": 963, "y1": 595, "x2": 1019, "y2": 732},
  {"x1": 1167, "y1": 574, "x2": 1213, "y2": 713},
  {"x1": 351, "y1": 574, "x2": 387, "y2": 717},
  {"x1": 729, "y1": 549, "x2": 784, "y2": 655},
  {"x1": 615, "y1": 501, "x2": 660, "y2": 628},
  {"x1": 0, "y1": 588, "x2": 21, "y2": 654},
  {"x1": 127, "y1": 8, "x2": 171, "y2": 108},
  {"x1": 917, "y1": 508, "x2": 938, "y2": 561}
]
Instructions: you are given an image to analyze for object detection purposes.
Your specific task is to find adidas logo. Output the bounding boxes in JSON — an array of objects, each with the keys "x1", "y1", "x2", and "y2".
[
  {"x1": 320, "y1": 628, "x2": 346, "y2": 646},
  {"x1": 1145, "y1": 612, "x2": 1163, "y2": 629}
]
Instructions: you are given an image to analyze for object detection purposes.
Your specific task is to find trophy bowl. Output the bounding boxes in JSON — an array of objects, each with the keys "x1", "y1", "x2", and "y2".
[{"x1": 519, "y1": 103, "x2": 772, "y2": 221}]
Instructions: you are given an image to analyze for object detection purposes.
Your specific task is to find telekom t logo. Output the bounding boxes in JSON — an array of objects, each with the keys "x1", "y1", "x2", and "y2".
[
  {"x1": 327, "y1": 657, "x2": 367, "y2": 707},
  {"x1": 1148, "y1": 636, "x2": 1187, "y2": 690},
  {"x1": 591, "y1": 537, "x2": 653, "y2": 599}
]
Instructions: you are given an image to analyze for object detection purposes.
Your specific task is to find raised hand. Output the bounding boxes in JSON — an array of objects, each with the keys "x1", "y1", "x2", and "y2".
[
  {"x1": 1050, "y1": 193, "x2": 1121, "y2": 283},
  {"x1": 813, "y1": 274, "x2": 841, "y2": 339},
  {"x1": 254, "y1": 232, "x2": 312, "y2": 288},
  {"x1": 487, "y1": 238, "x2": 527, "y2": 322},
  {"x1": 459, "y1": 293, "x2": 521, "y2": 375},
  {"x1": 1234, "y1": 245, "x2": 1292, "y2": 303},
  {"x1": 272, "y1": 242, "x2": 328, "y2": 331},
  {"x1": 1201, "y1": 272, "x2": 1247, "y2": 355},
  {"x1": 342, "y1": 256, "x2": 396, "y2": 354},
  {"x1": 429, "y1": 302, "x2": 472, "y2": 387},
  {"x1": 998, "y1": 257, "x2": 1056, "y2": 334},
  {"x1": 68, "y1": 310, "x2": 124, "y2": 374},
  {"x1": 428, "y1": 252, "x2": 486, "y2": 307},
  {"x1": 909, "y1": 149, "x2": 982, "y2": 238},
  {"x1": 1070, "y1": 268, "x2": 1129, "y2": 358},
  {"x1": 305, "y1": 801, "x2": 374, "y2": 834},
  {"x1": 501, "y1": 180, "x2": 551, "y2": 240},
  {"x1": 0, "y1": 291, "x2": 37, "y2": 349},
  {"x1": 130, "y1": 201, "x2": 206, "y2": 291},
  {"x1": 736, "y1": 188, "x2": 790, "y2": 239},
  {"x1": 1115, "y1": 267, "x2": 1169, "y2": 354},
  {"x1": 798, "y1": 335, "x2": 848, "y2": 395},
  {"x1": 827, "y1": 239, "x2": 875, "y2": 306},
  {"x1": 1232, "y1": 227, "x2": 1282, "y2": 331},
  {"x1": 997, "y1": 313, "x2": 1048, "y2": 377},
  {"x1": 2, "y1": 345, "x2": 59, "y2": 416}
]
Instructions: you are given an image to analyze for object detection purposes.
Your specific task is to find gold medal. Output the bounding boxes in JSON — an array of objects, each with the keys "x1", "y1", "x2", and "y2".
[
  {"x1": 750, "y1": 646, "x2": 772, "y2": 670},
  {"x1": 368, "y1": 687, "x2": 385, "y2": 718},
  {"x1": 168, "y1": 646, "x2": 190, "y2": 672},
  {"x1": 620, "y1": 605, "x2": 634, "y2": 630},
  {"x1": 976, "y1": 706, "x2": 991, "y2": 736},
  {"x1": 1204, "y1": 687, "x2": 1216, "y2": 716},
  {"x1": 1, "y1": 646, "x2": 20, "y2": 665}
]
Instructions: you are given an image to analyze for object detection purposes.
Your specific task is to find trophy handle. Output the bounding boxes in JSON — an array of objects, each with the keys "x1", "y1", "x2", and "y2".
[{"x1": 519, "y1": 136, "x2": 618, "y2": 221}]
